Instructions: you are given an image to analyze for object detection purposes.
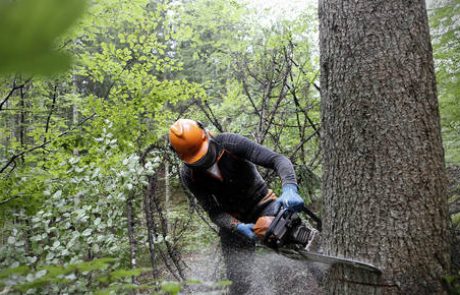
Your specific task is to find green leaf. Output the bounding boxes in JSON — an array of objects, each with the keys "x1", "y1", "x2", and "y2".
[
  {"x1": 75, "y1": 257, "x2": 116, "y2": 272},
  {"x1": 108, "y1": 268, "x2": 143, "y2": 280},
  {"x1": 0, "y1": 0, "x2": 87, "y2": 75},
  {"x1": 0, "y1": 265, "x2": 30, "y2": 279},
  {"x1": 161, "y1": 281, "x2": 182, "y2": 295},
  {"x1": 216, "y1": 279, "x2": 232, "y2": 287}
]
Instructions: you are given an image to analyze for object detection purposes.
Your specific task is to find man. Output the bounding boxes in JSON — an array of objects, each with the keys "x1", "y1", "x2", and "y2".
[{"x1": 169, "y1": 118, "x2": 313, "y2": 294}]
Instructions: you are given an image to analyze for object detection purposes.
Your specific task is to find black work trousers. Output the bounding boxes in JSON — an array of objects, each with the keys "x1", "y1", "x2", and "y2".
[
  {"x1": 219, "y1": 228, "x2": 255, "y2": 295},
  {"x1": 219, "y1": 199, "x2": 278, "y2": 295}
]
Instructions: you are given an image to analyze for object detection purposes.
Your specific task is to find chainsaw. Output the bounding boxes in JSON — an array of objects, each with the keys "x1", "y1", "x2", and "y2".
[{"x1": 254, "y1": 206, "x2": 382, "y2": 274}]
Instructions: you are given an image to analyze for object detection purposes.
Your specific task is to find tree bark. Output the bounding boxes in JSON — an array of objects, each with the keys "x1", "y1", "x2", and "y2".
[
  {"x1": 319, "y1": 0, "x2": 450, "y2": 294},
  {"x1": 165, "y1": 159, "x2": 170, "y2": 232},
  {"x1": 144, "y1": 174, "x2": 157, "y2": 278},
  {"x1": 19, "y1": 86, "x2": 26, "y2": 162},
  {"x1": 126, "y1": 193, "x2": 138, "y2": 284}
]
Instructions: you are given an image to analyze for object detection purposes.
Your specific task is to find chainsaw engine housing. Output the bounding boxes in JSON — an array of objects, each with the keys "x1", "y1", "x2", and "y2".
[{"x1": 261, "y1": 208, "x2": 312, "y2": 249}]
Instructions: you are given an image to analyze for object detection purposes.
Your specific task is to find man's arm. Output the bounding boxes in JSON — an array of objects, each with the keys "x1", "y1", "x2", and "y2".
[
  {"x1": 218, "y1": 133, "x2": 304, "y2": 212},
  {"x1": 217, "y1": 133, "x2": 297, "y2": 185}
]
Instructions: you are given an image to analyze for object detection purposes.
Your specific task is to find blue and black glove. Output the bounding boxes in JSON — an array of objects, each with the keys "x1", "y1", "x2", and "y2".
[
  {"x1": 275, "y1": 183, "x2": 304, "y2": 212},
  {"x1": 235, "y1": 223, "x2": 257, "y2": 241}
]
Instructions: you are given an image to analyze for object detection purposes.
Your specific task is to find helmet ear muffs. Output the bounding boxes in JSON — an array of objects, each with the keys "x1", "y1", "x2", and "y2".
[{"x1": 195, "y1": 121, "x2": 209, "y2": 140}]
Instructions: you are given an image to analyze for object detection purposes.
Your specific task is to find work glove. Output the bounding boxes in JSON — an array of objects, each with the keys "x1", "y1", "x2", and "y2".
[
  {"x1": 275, "y1": 183, "x2": 304, "y2": 212},
  {"x1": 235, "y1": 223, "x2": 257, "y2": 241}
]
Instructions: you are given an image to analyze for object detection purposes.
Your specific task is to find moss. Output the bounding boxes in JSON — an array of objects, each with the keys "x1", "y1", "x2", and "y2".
[{"x1": 452, "y1": 213, "x2": 460, "y2": 227}]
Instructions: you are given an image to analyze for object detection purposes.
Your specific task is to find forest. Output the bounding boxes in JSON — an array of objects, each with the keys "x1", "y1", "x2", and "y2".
[{"x1": 0, "y1": 0, "x2": 459, "y2": 294}]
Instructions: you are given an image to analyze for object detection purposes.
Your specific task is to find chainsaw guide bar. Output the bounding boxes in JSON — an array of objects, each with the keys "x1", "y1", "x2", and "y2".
[{"x1": 276, "y1": 247, "x2": 382, "y2": 274}]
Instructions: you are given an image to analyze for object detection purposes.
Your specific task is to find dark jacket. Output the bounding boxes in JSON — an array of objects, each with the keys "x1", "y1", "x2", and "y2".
[{"x1": 180, "y1": 133, "x2": 297, "y2": 230}]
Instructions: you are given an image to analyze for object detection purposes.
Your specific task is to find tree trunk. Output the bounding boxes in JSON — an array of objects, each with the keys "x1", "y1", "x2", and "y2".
[
  {"x1": 126, "y1": 193, "x2": 138, "y2": 284},
  {"x1": 319, "y1": 0, "x2": 450, "y2": 294},
  {"x1": 144, "y1": 174, "x2": 157, "y2": 278},
  {"x1": 19, "y1": 86, "x2": 26, "y2": 163},
  {"x1": 165, "y1": 159, "x2": 170, "y2": 232}
]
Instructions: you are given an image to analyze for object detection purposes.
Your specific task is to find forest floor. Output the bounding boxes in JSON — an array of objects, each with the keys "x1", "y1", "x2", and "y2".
[{"x1": 181, "y1": 242, "x2": 325, "y2": 295}]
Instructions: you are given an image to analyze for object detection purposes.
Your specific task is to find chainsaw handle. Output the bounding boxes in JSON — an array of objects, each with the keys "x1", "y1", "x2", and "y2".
[
  {"x1": 302, "y1": 206, "x2": 322, "y2": 232},
  {"x1": 263, "y1": 207, "x2": 289, "y2": 247},
  {"x1": 274, "y1": 203, "x2": 322, "y2": 232}
]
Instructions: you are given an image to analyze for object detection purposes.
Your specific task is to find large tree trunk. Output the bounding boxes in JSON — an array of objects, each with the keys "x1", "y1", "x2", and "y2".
[{"x1": 319, "y1": 0, "x2": 450, "y2": 294}]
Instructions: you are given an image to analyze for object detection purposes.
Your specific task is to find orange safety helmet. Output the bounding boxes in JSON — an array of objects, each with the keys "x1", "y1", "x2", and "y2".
[{"x1": 169, "y1": 119, "x2": 210, "y2": 164}]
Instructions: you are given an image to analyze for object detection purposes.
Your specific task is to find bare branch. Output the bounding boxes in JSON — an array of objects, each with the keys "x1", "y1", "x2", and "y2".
[
  {"x1": 184, "y1": 186, "x2": 219, "y2": 234},
  {"x1": 195, "y1": 99, "x2": 225, "y2": 132},
  {"x1": 44, "y1": 84, "x2": 58, "y2": 144},
  {"x1": 0, "y1": 79, "x2": 31, "y2": 111},
  {"x1": 240, "y1": 78, "x2": 259, "y2": 114}
]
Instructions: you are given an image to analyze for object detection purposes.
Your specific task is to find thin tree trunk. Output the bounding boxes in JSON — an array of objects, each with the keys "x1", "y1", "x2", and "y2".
[
  {"x1": 126, "y1": 193, "x2": 138, "y2": 284},
  {"x1": 23, "y1": 218, "x2": 33, "y2": 258},
  {"x1": 44, "y1": 85, "x2": 57, "y2": 144},
  {"x1": 144, "y1": 174, "x2": 157, "y2": 278},
  {"x1": 165, "y1": 159, "x2": 170, "y2": 232},
  {"x1": 19, "y1": 86, "x2": 25, "y2": 162},
  {"x1": 72, "y1": 75, "x2": 79, "y2": 156},
  {"x1": 319, "y1": 0, "x2": 450, "y2": 294},
  {"x1": 151, "y1": 185, "x2": 186, "y2": 281}
]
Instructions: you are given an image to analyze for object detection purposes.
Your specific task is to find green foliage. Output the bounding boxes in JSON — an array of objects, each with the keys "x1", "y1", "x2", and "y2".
[
  {"x1": 172, "y1": 0, "x2": 251, "y2": 96},
  {"x1": 0, "y1": 265, "x2": 29, "y2": 279},
  {"x1": 443, "y1": 272, "x2": 460, "y2": 294},
  {"x1": 0, "y1": 0, "x2": 323, "y2": 293},
  {"x1": 174, "y1": 0, "x2": 320, "y2": 158},
  {"x1": 429, "y1": 0, "x2": 460, "y2": 164},
  {"x1": 216, "y1": 279, "x2": 233, "y2": 287},
  {"x1": 0, "y1": 0, "x2": 87, "y2": 75},
  {"x1": 0, "y1": 123, "x2": 162, "y2": 293},
  {"x1": 453, "y1": 213, "x2": 460, "y2": 227},
  {"x1": 161, "y1": 281, "x2": 181, "y2": 295},
  {"x1": 0, "y1": 257, "x2": 151, "y2": 294}
]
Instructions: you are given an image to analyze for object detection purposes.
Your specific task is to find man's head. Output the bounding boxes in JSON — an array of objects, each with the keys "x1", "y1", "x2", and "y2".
[{"x1": 169, "y1": 119, "x2": 218, "y2": 168}]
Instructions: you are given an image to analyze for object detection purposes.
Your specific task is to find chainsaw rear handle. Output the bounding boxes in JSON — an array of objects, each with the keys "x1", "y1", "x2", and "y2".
[{"x1": 263, "y1": 207, "x2": 292, "y2": 247}]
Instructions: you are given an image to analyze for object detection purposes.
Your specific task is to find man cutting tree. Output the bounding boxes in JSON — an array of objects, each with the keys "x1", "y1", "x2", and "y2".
[{"x1": 168, "y1": 118, "x2": 318, "y2": 294}]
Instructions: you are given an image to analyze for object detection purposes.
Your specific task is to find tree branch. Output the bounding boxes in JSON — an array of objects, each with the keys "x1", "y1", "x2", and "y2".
[
  {"x1": 44, "y1": 84, "x2": 58, "y2": 144},
  {"x1": 195, "y1": 99, "x2": 224, "y2": 132},
  {"x1": 0, "y1": 113, "x2": 96, "y2": 174},
  {"x1": 0, "y1": 79, "x2": 31, "y2": 111}
]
